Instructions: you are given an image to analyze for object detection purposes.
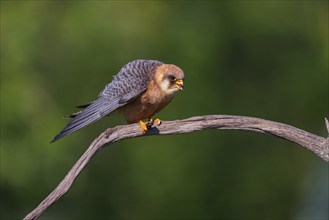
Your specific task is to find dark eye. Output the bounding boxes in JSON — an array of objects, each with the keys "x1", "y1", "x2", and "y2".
[{"x1": 168, "y1": 74, "x2": 176, "y2": 81}]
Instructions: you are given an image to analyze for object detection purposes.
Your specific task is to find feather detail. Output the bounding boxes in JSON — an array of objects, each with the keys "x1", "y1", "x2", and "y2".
[
  {"x1": 51, "y1": 60, "x2": 171, "y2": 142},
  {"x1": 51, "y1": 97, "x2": 120, "y2": 142}
]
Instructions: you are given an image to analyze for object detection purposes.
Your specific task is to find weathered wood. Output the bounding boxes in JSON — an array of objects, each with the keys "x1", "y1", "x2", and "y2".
[{"x1": 23, "y1": 115, "x2": 329, "y2": 220}]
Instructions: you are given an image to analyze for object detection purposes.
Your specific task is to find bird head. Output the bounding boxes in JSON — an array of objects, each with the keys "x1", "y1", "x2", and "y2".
[{"x1": 155, "y1": 64, "x2": 185, "y2": 95}]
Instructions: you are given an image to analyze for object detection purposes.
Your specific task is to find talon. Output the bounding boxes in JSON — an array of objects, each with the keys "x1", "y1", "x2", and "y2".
[
  {"x1": 146, "y1": 121, "x2": 153, "y2": 129},
  {"x1": 139, "y1": 120, "x2": 148, "y2": 134},
  {"x1": 146, "y1": 117, "x2": 154, "y2": 129},
  {"x1": 154, "y1": 118, "x2": 161, "y2": 126}
]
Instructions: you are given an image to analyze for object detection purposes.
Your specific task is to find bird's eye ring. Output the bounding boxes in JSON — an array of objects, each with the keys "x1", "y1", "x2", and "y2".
[{"x1": 168, "y1": 74, "x2": 176, "y2": 81}]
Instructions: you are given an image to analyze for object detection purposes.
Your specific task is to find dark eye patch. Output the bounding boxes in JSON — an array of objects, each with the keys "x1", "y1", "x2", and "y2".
[{"x1": 167, "y1": 74, "x2": 176, "y2": 81}]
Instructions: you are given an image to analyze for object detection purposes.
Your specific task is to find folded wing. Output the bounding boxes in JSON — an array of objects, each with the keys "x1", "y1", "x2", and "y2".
[
  {"x1": 51, "y1": 97, "x2": 121, "y2": 142},
  {"x1": 51, "y1": 60, "x2": 163, "y2": 142}
]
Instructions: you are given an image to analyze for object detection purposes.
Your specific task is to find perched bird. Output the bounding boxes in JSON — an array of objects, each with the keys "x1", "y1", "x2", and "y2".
[{"x1": 51, "y1": 59, "x2": 184, "y2": 142}]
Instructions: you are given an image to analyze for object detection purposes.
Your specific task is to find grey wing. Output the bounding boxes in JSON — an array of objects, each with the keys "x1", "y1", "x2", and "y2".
[
  {"x1": 50, "y1": 97, "x2": 120, "y2": 143},
  {"x1": 100, "y1": 59, "x2": 162, "y2": 103},
  {"x1": 51, "y1": 60, "x2": 162, "y2": 143}
]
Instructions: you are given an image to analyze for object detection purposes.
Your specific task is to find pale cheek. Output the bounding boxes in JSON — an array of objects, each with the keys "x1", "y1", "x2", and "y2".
[
  {"x1": 159, "y1": 80, "x2": 169, "y2": 92},
  {"x1": 166, "y1": 87, "x2": 179, "y2": 95},
  {"x1": 159, "y1": 80, "x2": 178, "y2": 95}
]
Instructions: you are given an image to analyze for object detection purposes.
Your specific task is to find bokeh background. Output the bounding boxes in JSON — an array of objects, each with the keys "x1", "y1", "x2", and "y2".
[{"x1": 1, "y1": 1, "x2": 328, "y2": 220}]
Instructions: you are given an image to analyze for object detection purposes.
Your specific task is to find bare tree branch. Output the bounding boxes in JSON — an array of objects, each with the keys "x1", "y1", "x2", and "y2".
[{"x1": 23, "y1": 115, "x2": 329, "y2": 220}]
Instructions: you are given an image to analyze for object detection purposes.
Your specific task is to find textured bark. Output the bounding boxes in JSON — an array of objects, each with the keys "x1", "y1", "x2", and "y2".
[{"x1": 24, "y1": 115, "x2": 329, "y2": 220}]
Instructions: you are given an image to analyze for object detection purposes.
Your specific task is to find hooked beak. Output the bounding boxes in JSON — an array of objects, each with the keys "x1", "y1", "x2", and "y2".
[{"x1": 175, "y1": 79, "x2": 184, "y2": 91}]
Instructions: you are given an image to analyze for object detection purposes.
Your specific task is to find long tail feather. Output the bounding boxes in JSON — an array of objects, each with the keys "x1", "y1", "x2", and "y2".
[{"x1": 51, "y1": 97, "x2": 120, "y2": 143}]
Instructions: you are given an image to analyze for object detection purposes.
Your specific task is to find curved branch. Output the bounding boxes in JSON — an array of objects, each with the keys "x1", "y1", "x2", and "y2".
[{"x1": 23, "y1": 115, "x2": 329, "y2": 220}]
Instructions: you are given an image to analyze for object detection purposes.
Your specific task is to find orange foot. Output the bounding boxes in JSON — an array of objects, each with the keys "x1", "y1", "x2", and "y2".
[
  {"x1": 139, "y1": 120, "x2": 148, "y2": 134},
  {"x1": 140, "y1": 118, "x2": 162, "y2": 134},
  {"x1": 146, "y1": 117, "x2": 162, "y2": 128},
  {"x1": 153, "y1": 118, "x2": 162, "y2": 126}
]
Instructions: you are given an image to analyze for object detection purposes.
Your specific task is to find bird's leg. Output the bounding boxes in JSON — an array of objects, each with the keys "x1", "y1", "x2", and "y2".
[
  {"x1": 146, "y1": 118, "x2": 154, "y2": 129},
  {"x1": 146, "y1": 117, "x2": 161, "y2": 129},
  {"x1": 153, "y1": 118, "x2": 162, "y2": 126},
  {"x1": 140, "y1": 118, "x2": 162, "y2": 134},
  {"x1": 139, "y1": 120, "x2": 148, "y2": 134}
]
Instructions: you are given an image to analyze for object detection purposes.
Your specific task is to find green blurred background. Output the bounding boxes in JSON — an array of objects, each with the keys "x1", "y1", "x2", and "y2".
[{"x1": 1, "y1": 1, "x2": 328, "y2": 220}]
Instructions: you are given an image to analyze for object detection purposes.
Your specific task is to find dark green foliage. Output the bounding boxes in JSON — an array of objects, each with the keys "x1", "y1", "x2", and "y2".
[{"x1": 1, "y1": 1, "x2": 328, "y2": 220}]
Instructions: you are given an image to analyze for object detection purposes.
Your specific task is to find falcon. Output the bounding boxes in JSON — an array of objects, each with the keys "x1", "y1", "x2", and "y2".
[{"x1": 51, "y1": 59, "x2": 184, "y2": 142}]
